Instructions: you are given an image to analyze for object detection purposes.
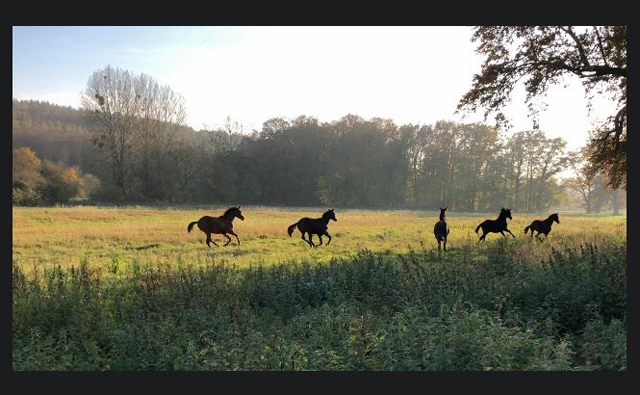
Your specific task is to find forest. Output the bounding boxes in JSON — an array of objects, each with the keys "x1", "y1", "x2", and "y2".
[{"x1": 12, "y1": 98, "x2": 623, "y2": 213}]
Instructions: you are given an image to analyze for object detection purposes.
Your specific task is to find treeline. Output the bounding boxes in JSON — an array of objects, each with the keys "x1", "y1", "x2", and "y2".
[
  {"x1": 13, "y1": 99, "x2": 97, "y2": 171},
  {"x1": 13, "y1": 99, "x2": 623, "y2": 212}
]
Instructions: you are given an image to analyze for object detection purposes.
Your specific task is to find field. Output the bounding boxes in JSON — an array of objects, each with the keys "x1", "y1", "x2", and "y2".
[{"x1": 12, "y1": 206, "x2": 627, "y2": 370}]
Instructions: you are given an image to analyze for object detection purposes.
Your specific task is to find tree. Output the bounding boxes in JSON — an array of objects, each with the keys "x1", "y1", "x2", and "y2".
[
  {"x1": 40, "y1": 161, "x2": 83, "y2": 204},
  {"x1": 131, "y1": 74, "x2": 187, "y2": 201},
  {"x1": 458, "y1": 26, "x2": 626, "y2": 189},
  {"x1": 80, "y1": 173, "x2": 101, "y2": 199},
  {"x1": 564, "y1": 150, "x2": 607, "y2": 214},
  {"x1": 80, "y1": 65, "x2": 186, "y2": 200},
  {"x1": 13, "y1": 147, "x2": 44, "y2": 205}
]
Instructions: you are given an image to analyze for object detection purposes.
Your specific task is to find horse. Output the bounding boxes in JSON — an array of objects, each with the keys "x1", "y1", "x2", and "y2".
[
  {"x1": 287, "y1": 209, "x2": 337, "y2": 247},
  {"x1": 187, "y1": 206, "x2": 245, "y2": 247},
  {"x1": 475, "y1": 208, "x2": 515, "y2": 242},
  {"x1": 524, "y1": 213, "x2": 560, "y2": 242},
  {"x1": 434, "y1": 207, "x2": 450, "y2": 252}
]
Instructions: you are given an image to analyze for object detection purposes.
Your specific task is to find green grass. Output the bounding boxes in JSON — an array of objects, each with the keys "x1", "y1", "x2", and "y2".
[
  {"x1": 12, "y1": 206, "x2": 626, "y2": 370},
  {"x1": 12, "y1": 206, "x2": 626, "y2": 271}
]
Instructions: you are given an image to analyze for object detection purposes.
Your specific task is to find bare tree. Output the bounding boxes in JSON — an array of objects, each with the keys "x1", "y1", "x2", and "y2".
[
  {"x1": 81, "y1": 66, "x2": 186, "y2": 200},
  {"x1": 132, "y1": 74, "x2": 186, "y2": 200}
]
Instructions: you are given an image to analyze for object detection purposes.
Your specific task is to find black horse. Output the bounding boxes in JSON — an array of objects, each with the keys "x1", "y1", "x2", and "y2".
[
  {"x1": 475, "y1": 208, "x2": 515, "y2": 242},
  {"x1": 524, "y1": 213, "x2": 560, "y2": 242},
  {"x1": 287, "y1": 209, "x2": 337, "y2": 247},
  {"x1": 187, "y1": 206, "x2": 245, "y2": 247},
  {"x1": 434, "y1": 207, "x2": 450, "y2": 252}
]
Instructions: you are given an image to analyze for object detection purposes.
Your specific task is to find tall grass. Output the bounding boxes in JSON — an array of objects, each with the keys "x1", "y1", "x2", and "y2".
[{"x1": 13, "y1": 233, "x2": 626, "y2": 370}]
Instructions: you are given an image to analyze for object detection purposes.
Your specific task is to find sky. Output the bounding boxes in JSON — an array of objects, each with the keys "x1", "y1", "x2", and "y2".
[{"x1": 12, "y1": 26, "x2": 619, "y2": 151}]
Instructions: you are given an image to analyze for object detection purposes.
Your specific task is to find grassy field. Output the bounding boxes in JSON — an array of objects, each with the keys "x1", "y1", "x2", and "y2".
[
  {"x1": 12, "y1": 205, "x2": 627, "y2": 271},
  {"x1": 12, "y1": 206, "x2": 627, "y2": 370}
]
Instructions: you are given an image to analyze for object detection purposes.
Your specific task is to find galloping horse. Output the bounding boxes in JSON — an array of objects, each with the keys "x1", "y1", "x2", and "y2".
[
  {"x1": 434, "y1": 207, "x2": 450, "y2": 252},
  {"x1": 187, "y1": 206, "x2": 245, "y2": 247},
  {"x1": 475, "y1": 208, "x2": 515, "y2": 242},
  {"x1": 524, "y1": 213, "x2": 560, "y2": 242},
  {"x1": 287, "y1": 209, "x2": 337, "y2": 247}
]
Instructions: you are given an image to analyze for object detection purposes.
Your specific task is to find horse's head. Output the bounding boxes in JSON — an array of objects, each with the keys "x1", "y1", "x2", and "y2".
[
  {"x1": 439, "y1": 207, "x2": 448, "y2": 220},
  {"x1": 228, "y1": 206, "x2": 244, "y2": 221},
  {"x1": 501, "y1": 207, "x2": 512, "y2": 220},
  {"x1": 551, "y1": 213, "x2": 560, "y2": 224},
  {"x1": 324, "y1": 208, "x2": 337, "y2": 222}
]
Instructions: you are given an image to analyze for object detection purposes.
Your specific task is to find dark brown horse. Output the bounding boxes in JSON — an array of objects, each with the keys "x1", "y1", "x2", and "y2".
[
  {"x1": 187, "y1": 206, "x2": 245, "y2": 247},
  {"x1": 434, "y1": 207, "x2": 450, "y2": 252},
  {"x1": 475, "y1": 208, "x2": 515, "y2": 242},
  {"x1": 287, "y1": 209, "x2": 337, "y2": 247},
  {"x1": 524, "y1": 213, "x2": 560, "y2": 242}
]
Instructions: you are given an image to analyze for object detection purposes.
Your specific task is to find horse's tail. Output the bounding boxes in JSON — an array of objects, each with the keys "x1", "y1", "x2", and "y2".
[
  {"x1": 524, "y1": 225, "x2": 530, "y2": 234},
  {"x1": 187, "y1": 221, "x2": 198, "y2": 233},
  {"x1": 475, "y1": 223, "x2": 483, "y2": 233},
  {"x1": 287, "y1": 222, "x2": 299, "y2": 237}
]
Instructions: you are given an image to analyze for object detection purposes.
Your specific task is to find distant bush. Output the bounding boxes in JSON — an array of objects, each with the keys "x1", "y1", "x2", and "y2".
[
  {"x1": 13, "y1": 147, "x2": 101, "y2": 206},
  {"x1": 40, "y1": 161, "x2": 83, "y2": 204}
]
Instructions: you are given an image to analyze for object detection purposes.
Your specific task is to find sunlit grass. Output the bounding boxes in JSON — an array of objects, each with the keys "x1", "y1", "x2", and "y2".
[{"x1": 12, "y1": 206, "x2": 626, "y2": 274}]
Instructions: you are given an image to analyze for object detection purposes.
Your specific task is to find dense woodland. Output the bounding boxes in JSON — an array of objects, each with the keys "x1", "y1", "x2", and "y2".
[{"x1": 12, "y1": 99, "x2": 623, "y2": 212}]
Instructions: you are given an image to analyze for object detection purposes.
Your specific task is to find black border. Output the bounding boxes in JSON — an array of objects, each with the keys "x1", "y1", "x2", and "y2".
[{"x1": 4, "y1": 7, "x2": 637, "y2": 392}]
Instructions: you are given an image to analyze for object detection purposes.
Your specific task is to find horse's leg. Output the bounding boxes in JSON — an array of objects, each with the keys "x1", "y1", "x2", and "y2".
[
  {"x1": 500, "y1": 231, "x2": 506, "y2": 237},
  {"x1": 228, "y1": 230, "x2": 240, "y2": 246},
  {"x1": 437, "y1": 239, "x2": 441, "y2": 251},
  {"x1": 324, "y1": 231, "x2": 332, "y2": 245},
  {"x1": 210, "y1": 233, "x2": 220, "y2": 247},
  {"x1": 479, "y1": 230, "x2": 489, "y2": 242},
  {"x1": 506, "y1": 229, "x2": 516, "y2": 238},
  {"x1": 444, "y1": 238, "x2": 447, "y2": 252},
  {"x1": 307, "y1": 233, "x2": 316, "y2": 247},
  {"x1": 206, "y1": 233, "x2": 217, "y2": 248},
  {"x1": 317, "y1": 234, "x2": 323, "y2": 247},
  {"x1": 301, "y1": 232, "x2": 312, "y2": 247},
  {"x1": 223, "y1": 233, "x2": 232, "y2": 246}
]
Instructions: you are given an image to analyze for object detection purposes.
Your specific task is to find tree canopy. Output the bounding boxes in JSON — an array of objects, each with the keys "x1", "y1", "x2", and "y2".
[{"x1": 458, "y1": 26, "x2": 626, "y2": 189}]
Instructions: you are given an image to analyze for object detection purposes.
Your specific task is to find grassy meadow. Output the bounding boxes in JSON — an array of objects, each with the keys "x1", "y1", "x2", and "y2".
[
  {"x1": 12, "y1": 206, "x2": 627, "y2": 370},
  {"x1": 12, "y1": 206, "x2": 626, "y2": 271}
]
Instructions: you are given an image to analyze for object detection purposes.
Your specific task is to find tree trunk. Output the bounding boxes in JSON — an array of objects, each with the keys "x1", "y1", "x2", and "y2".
[{"x1": 612, "y1": 189, "x2": 620, "y2": 215}]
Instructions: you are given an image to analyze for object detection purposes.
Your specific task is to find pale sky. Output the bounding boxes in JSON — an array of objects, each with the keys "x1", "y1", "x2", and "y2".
[{"x1": 12, "y1": 26, "x2": 619, "y2": 151}]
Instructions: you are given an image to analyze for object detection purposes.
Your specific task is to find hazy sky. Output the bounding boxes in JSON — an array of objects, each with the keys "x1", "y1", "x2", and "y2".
[{"x1": 13, "y1": 26, "x2": 618, "y2": 150}]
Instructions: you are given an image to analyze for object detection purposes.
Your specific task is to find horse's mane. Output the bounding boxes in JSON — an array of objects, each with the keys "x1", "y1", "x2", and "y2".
[
  {"x1": 321, "y1": 210, "x2": 333, "y2": 220},
  {"x1": 223, "y1": 207, "x2": 238, "y2": 216}
]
